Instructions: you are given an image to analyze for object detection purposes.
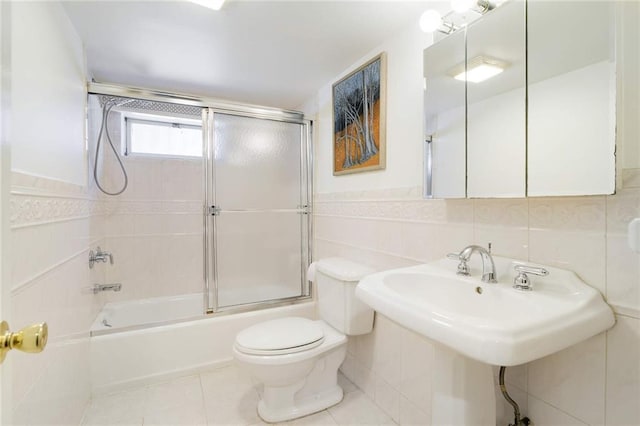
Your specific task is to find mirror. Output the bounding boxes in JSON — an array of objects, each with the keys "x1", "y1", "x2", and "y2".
[
  {"x1": 527, "y1": 1, "x2": 616, "y2": 196},
  {"x1": 424, "y1": 30, "x2": 466, "y2": 198},
  {"x1": 424, "y1": 0, "x2": 616, "y2": 199},
  {"x1": 466, "y1": 0, "x2": 525, "y2": 198}
]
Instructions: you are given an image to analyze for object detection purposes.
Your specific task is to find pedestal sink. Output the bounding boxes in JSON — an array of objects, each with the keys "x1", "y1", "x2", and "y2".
[{"x1": 355, "y1": 256, "x2": 615, "y2": 425}]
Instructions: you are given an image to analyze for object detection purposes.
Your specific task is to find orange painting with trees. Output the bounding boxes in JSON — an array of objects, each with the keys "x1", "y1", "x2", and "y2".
[{"x1": 333, "y1": 54, "x2": 386, "y2": 175}]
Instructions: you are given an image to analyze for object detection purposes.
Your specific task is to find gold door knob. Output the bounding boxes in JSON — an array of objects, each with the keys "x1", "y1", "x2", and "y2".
[{"x1": 0, "y1": 321, "x2": 48, "y2": 363}]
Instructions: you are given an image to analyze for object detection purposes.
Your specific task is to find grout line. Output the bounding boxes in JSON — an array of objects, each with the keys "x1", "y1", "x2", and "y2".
[
  {"x1": 105, "y1": 232, "x2": 203, "y2": 238},
  {"x1": 526, "y1": 197, "x2": 531, "y2": 263},
  {"x1": 197, "y1": 373, "x2": 209, "y2": 426},
  {"x1": 315, "y1": 237, "x2": 424, "y2": 265},
  {"x1": 10, "y1": 244, "x2": 103, "y2": 295},
  {"x1": 314, "y1": 213, "x2": 476, "y2": 226},
  {"x1": 604, "y1": 318, "x2": 610, "y2": 426},
  {"x1": 527, "y1": 394, "x2": 590, "y2": 426},
  {"x1": 612, "y1": 307, "x2": 640, "y2": 320},
  {"x1": 11, "y1": 189, "x2": 97, "y2": 200}
]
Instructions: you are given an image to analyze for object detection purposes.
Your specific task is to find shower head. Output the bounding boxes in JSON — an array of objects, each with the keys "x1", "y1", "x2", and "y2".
[{"x1": 93, "y1": 94, "x2": 202, "y2": 118}]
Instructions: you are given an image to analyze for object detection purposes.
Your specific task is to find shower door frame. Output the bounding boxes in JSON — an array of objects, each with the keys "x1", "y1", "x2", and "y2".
[
  {"x1": 87, "y1": 82, "x2": 314, "y2": 317},
  {"x1": 203, "y1": 108, "x2": 313, "y2": 314}
]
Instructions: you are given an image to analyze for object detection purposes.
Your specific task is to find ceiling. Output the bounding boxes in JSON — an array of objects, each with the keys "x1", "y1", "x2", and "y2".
[{"x1": 62, "y1": 0, "x2": 447, "y2": 110}]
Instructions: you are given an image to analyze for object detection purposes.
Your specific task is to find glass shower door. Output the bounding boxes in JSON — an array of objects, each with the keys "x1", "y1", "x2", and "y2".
[{"x1": 207, "y1": 112, "x2": 310, "y2": 310}]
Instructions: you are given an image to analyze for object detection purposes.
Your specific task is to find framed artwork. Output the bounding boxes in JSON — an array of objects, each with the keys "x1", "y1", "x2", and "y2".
[{"x1": 332, "y1": 53, "x2": 386, "y2": 175}]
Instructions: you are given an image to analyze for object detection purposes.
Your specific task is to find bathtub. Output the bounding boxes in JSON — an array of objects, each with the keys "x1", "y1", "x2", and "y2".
[
  {"x1": 90, "y1": 293, "x2": 206, "y2": 336},
  {"x1": 90, "y1": 296, "x2": 316, "y2": 395}
]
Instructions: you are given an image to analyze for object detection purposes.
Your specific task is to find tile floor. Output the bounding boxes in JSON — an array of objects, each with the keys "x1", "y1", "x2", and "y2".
[{"x1": 81, "y1": 365, "x2": 395, "y2": 425}]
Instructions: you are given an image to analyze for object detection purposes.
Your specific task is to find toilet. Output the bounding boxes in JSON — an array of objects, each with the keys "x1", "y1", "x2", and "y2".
[{"x1": 233, "y1": 258, "x2": 375, "y2": 423}]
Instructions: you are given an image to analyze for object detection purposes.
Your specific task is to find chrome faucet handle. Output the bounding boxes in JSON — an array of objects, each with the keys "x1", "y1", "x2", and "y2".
[
  {"x1": 447, "y1": 252, "x2": 470, "y2": 276},
  {"x1": 457, "y1": 261, "x2": 470, "y2": 276},
  {"x1": 89, "y1": 247, "x2": 114, "y2": 268},
  {"x1": 513, "y1": 264, "x2": 548, "y2": 291},
  {"x1": 89, "y1": 249, "x2": 98, "y2": 269}
]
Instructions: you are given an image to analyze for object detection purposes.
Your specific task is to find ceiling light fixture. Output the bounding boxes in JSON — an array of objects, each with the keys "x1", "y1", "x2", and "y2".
[
  {"x1": 188, "y1": 0, "x2": 225, "y2": 11},
  {"x1": 449, "y1": 56, "x2": 509, "y2": 83},
  {"x1": 420, "y1": 0, "x2": 495, "y2": 34},
  {"x1": 419, "y1": 10, "x2": 444, "y2": 33}
]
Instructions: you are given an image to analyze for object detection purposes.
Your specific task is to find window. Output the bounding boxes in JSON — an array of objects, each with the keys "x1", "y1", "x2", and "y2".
[{"x1": 125, "y1": 114, "x2": 202, "y2": 158}]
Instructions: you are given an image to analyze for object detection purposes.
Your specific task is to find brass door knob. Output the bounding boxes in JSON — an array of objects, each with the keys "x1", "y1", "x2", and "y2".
[{"x1": 0, "y1": 321, "x2": 48, "y2": 363}]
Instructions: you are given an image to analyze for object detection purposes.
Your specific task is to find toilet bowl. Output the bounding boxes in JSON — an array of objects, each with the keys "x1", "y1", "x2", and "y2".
[{"x1": 233, "y1": 258, "x2": 374, "y2": 423}]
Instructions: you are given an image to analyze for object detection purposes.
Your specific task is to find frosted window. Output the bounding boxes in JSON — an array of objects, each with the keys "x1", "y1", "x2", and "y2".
[{"x1": 126, "y1": 118, "x2": 202, "y2": 157}]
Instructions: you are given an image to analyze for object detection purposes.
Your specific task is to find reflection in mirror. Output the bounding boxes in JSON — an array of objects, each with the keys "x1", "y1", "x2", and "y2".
[
  {"x1": 527, "y1": 1, "x2": 616, "y2": 196},
  {"x1": 424, "y1": 30, "x2": 466, "y2": 198},
  {"x1": 466, "y1": 0, "x2": 526, "y2": 198}
]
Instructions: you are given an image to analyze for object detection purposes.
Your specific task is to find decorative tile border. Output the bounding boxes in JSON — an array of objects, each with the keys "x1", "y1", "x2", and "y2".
[
  {"x1": 10, "y1": 172, "x2": 106, "y2": 228},
  {"x1": 314, "y1": 197, "x2": 474, "y2": 223},
  {"x1": 10, "y1": 170, "x2": 203, "y2": 227},
  {"x1": 10, "y1": 196, "x2": 204, "y2": 227},
  {"x1": 316, "y1": 188, "x2": 629, "y2": 232},
  {"x1": 528, "y1": 196, "x2": 606, "y2": 231},
  {"x1": 10, "y1": 193, "x2": 107, "y2": 228}
]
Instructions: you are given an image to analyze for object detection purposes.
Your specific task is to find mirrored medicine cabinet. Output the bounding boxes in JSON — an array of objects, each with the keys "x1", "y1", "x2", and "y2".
[{"x1": 423, "y1": 0, "x2": 616, "y2": 199}]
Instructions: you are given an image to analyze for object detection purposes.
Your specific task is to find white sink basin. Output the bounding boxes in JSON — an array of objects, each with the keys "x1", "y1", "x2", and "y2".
[{"x1": 356, "y1": 256, "x2": 615, "y2": 366}]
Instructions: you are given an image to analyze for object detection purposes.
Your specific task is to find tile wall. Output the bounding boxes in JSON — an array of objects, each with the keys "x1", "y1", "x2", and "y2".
[
  {"x1": 96, "y1": 110, "x2": 204, "y2": 303},
  {"x1": 9, "y1": 172, "x2": 107, "y2": 424},
  {"x1": 5, "y1": 2, "x2": 99, "y2": 423},
  {"x1": 314, "y1": 181, "x2": 640, "y2": 425}
]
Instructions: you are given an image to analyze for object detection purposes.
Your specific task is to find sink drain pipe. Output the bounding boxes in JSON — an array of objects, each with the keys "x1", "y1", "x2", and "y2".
[{"x1": 499, "y1": 366, "x2": 531, "y2": 426}]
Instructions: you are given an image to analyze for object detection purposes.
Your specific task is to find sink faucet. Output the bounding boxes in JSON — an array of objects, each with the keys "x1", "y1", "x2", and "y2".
[{"x1": 457, "y1": 244, "x2": 497, "y2": 283}]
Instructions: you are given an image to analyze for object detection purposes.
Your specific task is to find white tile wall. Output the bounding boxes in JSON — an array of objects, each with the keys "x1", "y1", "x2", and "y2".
[
  {"x1": 99, "y1": 135, "x2": 205, "y2": 302},
  {"x1": 315, "y1": 185, "x2": 640, "y2": 426},
  {"x1": 9, "y1": 172, "x2": 106, "y2": 425},
  {"x1": 528, "y1": 334, "x2": 607, "y2": 425},
  {"x1": 605, "y1": 315, "x2": 640, "y2": 426}
]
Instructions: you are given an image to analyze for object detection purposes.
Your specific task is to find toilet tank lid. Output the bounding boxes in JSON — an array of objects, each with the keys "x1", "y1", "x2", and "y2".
[{"x1": 315, "y1": 258, "x2": 375, "y2": 281}]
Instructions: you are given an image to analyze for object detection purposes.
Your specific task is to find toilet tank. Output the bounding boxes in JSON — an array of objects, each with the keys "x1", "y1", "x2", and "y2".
[{"x1": 314, "y1": 258, "x2": 375, "y2": 335}]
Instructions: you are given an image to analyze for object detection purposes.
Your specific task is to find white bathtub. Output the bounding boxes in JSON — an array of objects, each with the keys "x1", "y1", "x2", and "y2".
[
  {"x1": 90, "y1": 298, "x2": 316, "y2": 395},
  {"x1": 91, "y1": 293, "x2": 206, "y2": 336}
]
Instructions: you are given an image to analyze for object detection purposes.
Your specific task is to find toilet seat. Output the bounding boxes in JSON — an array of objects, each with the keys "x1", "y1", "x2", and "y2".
[{"x1": 235, "y1": 317, "x2": 325, "y2": 356}]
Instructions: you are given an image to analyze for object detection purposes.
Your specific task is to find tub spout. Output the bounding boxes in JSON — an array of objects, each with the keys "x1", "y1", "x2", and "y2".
[{"x1": 93, "y1": 283, "x2": 122, "y2": 294}]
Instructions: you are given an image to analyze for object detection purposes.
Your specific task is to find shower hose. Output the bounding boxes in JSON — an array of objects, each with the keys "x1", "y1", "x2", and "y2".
[{"x1": 94, "y1": 99, "x2": 129, "y2": 196}]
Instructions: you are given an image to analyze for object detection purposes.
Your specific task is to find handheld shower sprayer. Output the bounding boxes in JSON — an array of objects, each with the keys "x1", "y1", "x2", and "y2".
[{"x1": 93, "y1": 96, "x2": 131, "y2": 196}]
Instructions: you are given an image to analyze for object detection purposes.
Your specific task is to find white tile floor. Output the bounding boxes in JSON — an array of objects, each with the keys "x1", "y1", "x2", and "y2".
[{"x1": 81, "y1": 366, "x2": 395, "y2": 426}]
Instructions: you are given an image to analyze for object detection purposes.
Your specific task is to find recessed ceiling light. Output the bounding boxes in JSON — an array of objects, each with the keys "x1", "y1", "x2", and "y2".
[{"x1": 188, "y1": 0, "x2": 225, "y2": 11}]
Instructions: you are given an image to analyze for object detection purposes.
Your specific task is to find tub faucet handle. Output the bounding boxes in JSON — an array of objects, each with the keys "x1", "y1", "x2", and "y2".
[{"x1": 89, "y1": 247, "x2": 114, "y2": 268}]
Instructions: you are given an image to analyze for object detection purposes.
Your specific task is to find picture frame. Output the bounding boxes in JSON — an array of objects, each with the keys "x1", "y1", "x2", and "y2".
[{"x1": 332, "y1": 53, "x2": 386, "y2": 175}]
